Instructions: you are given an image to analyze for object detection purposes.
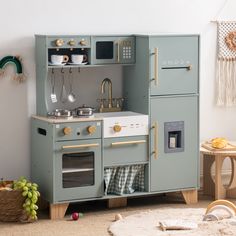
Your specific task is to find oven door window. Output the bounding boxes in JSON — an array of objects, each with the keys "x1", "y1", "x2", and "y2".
[
  {"x1": 62, "y1": 152, "x2": 94, "y2": 188},
  {"x1": 96, "y1": 41, "x2": 114, "y2": 59}
]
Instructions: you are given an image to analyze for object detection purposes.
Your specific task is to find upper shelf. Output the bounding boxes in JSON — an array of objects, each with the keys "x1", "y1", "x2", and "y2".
[{"x1": 47, "y1": 64, "x2": 135, "y2": 69}]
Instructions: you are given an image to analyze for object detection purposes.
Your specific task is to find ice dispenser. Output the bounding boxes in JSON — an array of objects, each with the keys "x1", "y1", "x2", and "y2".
[{"x1": 164, "y1": 121, "x2": 184, "y2": 153}]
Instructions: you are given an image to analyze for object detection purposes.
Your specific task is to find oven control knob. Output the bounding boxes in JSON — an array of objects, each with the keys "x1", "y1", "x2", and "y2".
[
  {"x1": 55, "y1": 39, "x2": 64, "y2": 47},
  {"x1": 113, "y1": 125, "x2": 122, "y2": 133},
  {"x1": 63, "y1": 127, "x2": 72, "y2": 135},
  {"x1": 79, "y1": 39, "x2": 87, "y2": 46},
  {"x1": 87, "y1": 125, "x2": 96, "y2": 134},
  {"x1": 68, "y1": 39, "x2": 76, "y2": 46}
]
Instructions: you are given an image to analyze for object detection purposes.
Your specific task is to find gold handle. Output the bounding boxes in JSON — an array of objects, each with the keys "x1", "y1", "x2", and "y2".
[
  {"x1": 62, "y1": 143, "x2": 99, "y2": 150},
  {"x1": 111, "y1": 140, "x2": 146, "y2": 146},
  {"x1": 152, "y1": 122, "x2": 158, "y2": 159},
  {"x1": 154, "y1": 48, "x2": 158, "y2": 85},
  {"x1": 187, "y1": 64, "x2": 192, "y2": 71},
  {"x1": 117, "y1": 41, "x2": 120, "y2": 63}
]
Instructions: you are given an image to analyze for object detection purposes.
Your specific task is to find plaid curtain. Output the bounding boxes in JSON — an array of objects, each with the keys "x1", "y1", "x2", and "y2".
[{"x1": 104, "y1": 164, "x2": 145, "y2": 195}]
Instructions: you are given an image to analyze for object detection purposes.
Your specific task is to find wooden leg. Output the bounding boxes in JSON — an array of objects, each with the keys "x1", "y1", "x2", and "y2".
[
  {"x1": 50, "y1": 203, "x2": 69, "y2": 220},
  {"x1": 203, "y1": 154, "x2": 215, "y2": 197},
  {"x1": 227, "y1": 157, "x2": 236, "y2": 198},
  {"x1": 181, "y1": 189, "x2": 198, "y2": 204},
  {"x1": 108, "y1": 198, "x2": 127, "y2": 208},
  {"x1": 215, "y1": 155, "x2": 226, "y2": 199}
]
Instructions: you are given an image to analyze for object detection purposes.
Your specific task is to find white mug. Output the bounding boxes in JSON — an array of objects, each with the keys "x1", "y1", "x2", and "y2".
[
  {"x1": 71, "y1": 54, "x2": 87, "y2": 64},
  {"x1": 51, "y1": 55, "x2": 69, "y2": 64}
]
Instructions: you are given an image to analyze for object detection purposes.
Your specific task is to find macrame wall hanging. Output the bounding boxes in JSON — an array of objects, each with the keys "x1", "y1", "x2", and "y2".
[
  {"x1": 0, "y1": 56, "x2": 26, "y2": 83},
  {"x1": 216, "y1": 21, "x2": 236, "y2": 106}
]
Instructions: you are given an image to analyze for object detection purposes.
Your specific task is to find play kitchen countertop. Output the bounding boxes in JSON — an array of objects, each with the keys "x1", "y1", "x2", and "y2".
[
  {"x1": 32, "y1": 114, "x2": 103, "y2": 123},
  {"x1": 32, "y1": 111, "x2": 147, "y2": 123}
]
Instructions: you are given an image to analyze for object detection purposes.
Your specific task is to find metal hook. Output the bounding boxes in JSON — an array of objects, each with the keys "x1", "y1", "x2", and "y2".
[
  {"x1": 78, "y1": 67, "x2": 80, "y2": 73},
  {"x1": 61, "y1": 67, "x2": 64, "y2": 73},
  {"x1": 69, "y1": 67, "x2": 72, "y2": 73},
  {"x1": 52, "y1": 68, "x2": 54, "y2": 74}
]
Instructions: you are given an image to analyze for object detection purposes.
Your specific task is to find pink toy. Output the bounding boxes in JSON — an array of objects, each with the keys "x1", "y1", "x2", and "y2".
[{"x1": 71, "y1": 212, "x2": 83, "y2": 221}]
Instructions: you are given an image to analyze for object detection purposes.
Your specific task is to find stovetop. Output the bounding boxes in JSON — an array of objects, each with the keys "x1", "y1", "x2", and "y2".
[{"x1": 32, "y1": 111, "x2": 148, "y2": 125}]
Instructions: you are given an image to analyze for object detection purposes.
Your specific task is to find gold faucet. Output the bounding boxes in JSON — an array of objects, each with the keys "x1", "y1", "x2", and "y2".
[
  {"x1": 99, "y1": 78, "x2": 122, "y2": 112},
  {"x1": 101, "y1": 78, "x2": 112, "y2": 108}
]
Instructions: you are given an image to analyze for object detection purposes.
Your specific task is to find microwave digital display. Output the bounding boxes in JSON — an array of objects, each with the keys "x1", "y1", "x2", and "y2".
[{"x1": 96, "y1": 41, "x2": 113, "y2": 59}]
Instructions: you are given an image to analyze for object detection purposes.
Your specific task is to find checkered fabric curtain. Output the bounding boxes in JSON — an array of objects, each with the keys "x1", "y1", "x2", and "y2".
[
  {"x1": 216, "y1": 21, "x2": 236, "y2": 106},
  {"x1": 104, "y1": 164, "x2": 145, "y2": 195}
]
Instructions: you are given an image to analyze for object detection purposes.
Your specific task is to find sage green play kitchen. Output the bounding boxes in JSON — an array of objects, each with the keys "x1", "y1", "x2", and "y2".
[{"x1": 32, "y1": 34, "x2": 200, "y2": 219}]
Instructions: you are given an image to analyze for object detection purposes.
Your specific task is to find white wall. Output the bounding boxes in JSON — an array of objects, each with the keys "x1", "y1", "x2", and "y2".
[{"x1": 0, "y1": 0, "x2": 236, "y2": 180}]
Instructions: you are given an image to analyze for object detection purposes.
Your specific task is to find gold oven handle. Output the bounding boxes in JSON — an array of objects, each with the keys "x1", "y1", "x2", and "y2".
[
  {"x1": 117, "y1": 41, "x2": 120, "y2": 63},
  {"x1": 152, "y1": 48, "x2": 158, "y2": 86},
  {"x1": 111, "y1": 140, "x2": 146, "y2": 147},
  {"x1": 152, "y1": 122, "x2": 158, "y2": 159},
  {"x1": 62, "y1": 143, "x2": 99, "y2": 150}
]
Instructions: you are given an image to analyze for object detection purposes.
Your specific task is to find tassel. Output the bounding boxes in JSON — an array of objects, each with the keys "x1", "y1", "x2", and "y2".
[
  {"x1": 216, "y1": 59, "x2": 236, "y2": 106},
  {"x1": 13, "y1": 73, "x2": 26, "y2": 83}
]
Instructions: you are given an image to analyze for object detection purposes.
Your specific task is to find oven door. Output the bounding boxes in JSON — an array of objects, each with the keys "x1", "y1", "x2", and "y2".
[{"x1": 54, "y1": 139, "x2": 102, "y2": 202}]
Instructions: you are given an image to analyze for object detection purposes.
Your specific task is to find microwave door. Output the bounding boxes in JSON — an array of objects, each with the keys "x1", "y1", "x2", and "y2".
[{"x1": 93, "y1": 39, "x2": 118, "y2": 64}]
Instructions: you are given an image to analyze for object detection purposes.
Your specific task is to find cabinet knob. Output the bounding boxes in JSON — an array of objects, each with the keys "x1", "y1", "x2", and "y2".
[
  {"x1": 87, "y1": 126, "x2": 96, "y2": 134},
  {"x1": 79, "y1": 39, "x2": 87, "y2": 46},
  {"x1": 63, "y1": 127, "x2": 72, "y2": 135},
  {"x1": 113, "y1": 125, "x2": 122, "y2": 132},
  {"x1": 68, "y1": 40, "x2": 75, "y2": 46},
  {"x1": 55, "y1": 39, "x2": 64, "y2": 47}
]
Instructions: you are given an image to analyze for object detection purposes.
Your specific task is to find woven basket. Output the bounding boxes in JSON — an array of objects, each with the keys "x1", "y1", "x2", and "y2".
[{"x1": 0, "y1": 182, "x2": 28, "y2": 222}]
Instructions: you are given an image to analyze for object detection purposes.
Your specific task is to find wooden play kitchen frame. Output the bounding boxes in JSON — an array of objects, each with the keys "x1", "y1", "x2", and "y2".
[{"x1": 32, "y1": 35, "x2": 200, "y2": 219}]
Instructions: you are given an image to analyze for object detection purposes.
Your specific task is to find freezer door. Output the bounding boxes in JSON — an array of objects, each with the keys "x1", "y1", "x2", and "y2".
[
  {"x1": 149, "y1": 36, "x2": 199, "y2": 95},
  {"x1": 150, "y1": 95, "x2": 199, "y2": 192}
]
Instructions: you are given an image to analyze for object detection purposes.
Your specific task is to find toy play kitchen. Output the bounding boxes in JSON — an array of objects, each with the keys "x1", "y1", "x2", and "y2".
[{"x1": 31, "y1": 34, "x2": 199, "y2": 219}]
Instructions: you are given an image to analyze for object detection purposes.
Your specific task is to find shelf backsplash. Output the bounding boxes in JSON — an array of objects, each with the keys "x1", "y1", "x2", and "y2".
[{"x1": 46, "y1": 65, "x2": 123, "y2": 112}]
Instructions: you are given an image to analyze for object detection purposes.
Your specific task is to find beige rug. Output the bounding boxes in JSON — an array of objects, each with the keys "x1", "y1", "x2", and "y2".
[{"x1": 109, "y1": 208, "x2": 236, "y2": 236}]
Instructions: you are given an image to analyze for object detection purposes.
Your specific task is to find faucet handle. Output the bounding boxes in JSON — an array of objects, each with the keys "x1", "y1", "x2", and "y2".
[
  {"x1": 117, "y1": 98, "x2": 124, "y2": 109},
  {"x1": 97, "y1": 98, "x2": 106, "y2": 109},
  {"x1": 112, "y1": 98, "x2": 118, "y2": 108}
]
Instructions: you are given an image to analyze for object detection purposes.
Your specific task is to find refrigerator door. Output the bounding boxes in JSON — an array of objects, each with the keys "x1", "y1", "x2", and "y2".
[
  {"x1": 149, "y1": 36, "x2": 199, "y2": 96},
  {"x1": 150, "y1": 95, "x2": 199, "y2": 192}
]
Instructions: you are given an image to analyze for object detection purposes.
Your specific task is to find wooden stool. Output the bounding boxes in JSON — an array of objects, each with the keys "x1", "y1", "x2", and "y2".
[{"x1": 201, "y1": 146, "x2": 236, "y2": 200}]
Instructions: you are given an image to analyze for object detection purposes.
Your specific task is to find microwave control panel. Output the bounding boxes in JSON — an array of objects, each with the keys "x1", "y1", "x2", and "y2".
[
  {"x1": 119, "y1": 38, "x2": 135, "y2": 63},
  {"x1": 121, "y1": 40, "x2": 132, "y2": 60}
]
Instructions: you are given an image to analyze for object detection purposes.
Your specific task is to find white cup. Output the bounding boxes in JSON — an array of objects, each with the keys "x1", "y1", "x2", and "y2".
[
  {"x1": 71, "y1": 54, "x2": 87, "y2": 64},
  {"x1": 51, "y1": 55, "x2": 69, "y2": 64}
]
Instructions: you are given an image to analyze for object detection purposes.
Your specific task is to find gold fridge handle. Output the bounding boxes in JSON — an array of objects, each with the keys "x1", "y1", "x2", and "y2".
[
  {"x1": 152, "y1": 48, "x2": 158, "y2": 86},
  {"x1": 117, "y1": 41, "x2": 120, "y2": 63},
  {"x1": 152, "y1": 122, "x2": 158, "y2": 159},
  {"x1": 111, "y1": 140, "x2": 146, "y2": 147},
  {"x1": 62, "y1": 143, "x2": 99, "y2": 150}
]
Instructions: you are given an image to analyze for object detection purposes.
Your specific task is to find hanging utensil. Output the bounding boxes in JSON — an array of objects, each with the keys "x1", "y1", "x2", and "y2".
[
  {"x1": 68, "y1": 68, "x2": 76, "y2": 103},
  {"x1": 60, "y1": 68, "x2": 67, "y2": 103},
  {"x1": 50, "y1": 69, "x2": 57, "y2": 103}
]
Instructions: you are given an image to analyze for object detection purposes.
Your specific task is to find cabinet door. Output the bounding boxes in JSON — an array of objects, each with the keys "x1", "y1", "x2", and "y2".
[
  {"x1": 103, "y1": 136, "x2": 148, "y2": 166},
  {"x1": 150, "y1": 95, "x2": 199, "y2": 192},
  {"x1": 54, "y1": 139, "x2": 103, "y2": 202},
  {"x1": 149, "y1": 36, "x2": 199, "y2": 95}
]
